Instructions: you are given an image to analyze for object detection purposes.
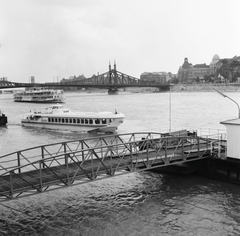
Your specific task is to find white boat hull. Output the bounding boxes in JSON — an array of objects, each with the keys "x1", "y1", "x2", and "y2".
[
  {"x1": 21, "y1": 119, "x2": 122, "y2": 133},
  {"x1": 21, "y1": 104, "x2": 125, "y2": 133}
]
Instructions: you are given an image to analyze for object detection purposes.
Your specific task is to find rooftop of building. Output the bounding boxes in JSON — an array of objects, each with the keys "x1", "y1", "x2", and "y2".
[{"x1": 193, "y1": 63, "x2": 210, "y2": 68}]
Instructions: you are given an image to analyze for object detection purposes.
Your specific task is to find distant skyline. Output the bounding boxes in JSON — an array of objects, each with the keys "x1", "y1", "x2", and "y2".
[{"x1": 0, "y1": 0, "x2": 239, "y2": 83}]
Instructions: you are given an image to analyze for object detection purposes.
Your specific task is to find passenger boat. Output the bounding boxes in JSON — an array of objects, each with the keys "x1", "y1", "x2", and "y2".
[
  {"x1": 0, "y1": 110, "x2": 7, "y2": 126},
  {"x1": 14, "y1": 88, "x2": 64, "y2": 103},
  {"x1": 21, "y1": 104, "x2": 125, "y2": 133}
]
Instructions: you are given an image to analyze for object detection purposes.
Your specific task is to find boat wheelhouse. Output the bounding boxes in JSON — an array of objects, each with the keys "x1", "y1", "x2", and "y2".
[
  {"x1": 14, "y1": 88, "x2": 64, "y2": 103},
  {"x1": 21, "y1": 104, "x2": 125, "y2": 133}
]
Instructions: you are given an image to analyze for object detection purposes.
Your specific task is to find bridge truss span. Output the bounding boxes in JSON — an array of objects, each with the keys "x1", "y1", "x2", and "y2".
[
  {"x1": 89, "y1": 69, "x2": 140, "y2": 87},
  {"x1": 0, "y1": 63, "x2": 170, "y2": 91}
]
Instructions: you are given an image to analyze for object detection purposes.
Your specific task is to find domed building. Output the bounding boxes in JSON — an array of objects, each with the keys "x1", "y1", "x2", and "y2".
[
  {"x1": 178, "y1": 55, "x2": 221, "y2": 83},
  {"x1": 209, "y1": 54, "x2": 220, "y2": 74}
]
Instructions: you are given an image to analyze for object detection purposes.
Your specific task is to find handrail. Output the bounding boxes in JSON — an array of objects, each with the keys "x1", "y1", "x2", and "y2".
[
  {"x1": 0, "y1": 135, "x2": 212, "y2": 176},
  {"x1": 0, "y1": 131, "x2": 163, "y2": 159},
  {"x1": 0, "y1": 131, "x2": 227, "y2": 177},
  {"x1": 0, "y1": 134, "x2": 222, "y2": 201},
  {"x1": 0, "y1": 137, "x2": 161, "y2": 175}
]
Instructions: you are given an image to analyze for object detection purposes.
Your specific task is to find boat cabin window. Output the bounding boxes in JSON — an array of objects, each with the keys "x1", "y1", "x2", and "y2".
[{"x1": 46, "y1": 117, "x2": 105, "y2": 125}]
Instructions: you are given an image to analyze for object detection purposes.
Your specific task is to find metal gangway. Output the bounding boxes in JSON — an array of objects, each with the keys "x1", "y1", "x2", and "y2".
[{"x1": 0, "y1": 131, "x2": 226, "y2": 202}]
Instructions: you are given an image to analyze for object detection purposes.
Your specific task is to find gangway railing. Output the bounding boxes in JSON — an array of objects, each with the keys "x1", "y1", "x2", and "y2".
[
  {"x1": 0, "y1": 132, "x2": 162, "y2": 174},
  {"x1": 0, "y1": 132, "x2": 225, "y2": 201},
  {"x1": 195, "y1": 128, "x2": 227, "y2": 159}
]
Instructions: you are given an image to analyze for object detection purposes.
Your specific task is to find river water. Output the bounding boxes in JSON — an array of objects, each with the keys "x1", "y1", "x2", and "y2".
[{"x1": 0, "y1": 90, "x2": 240, "y2": 236}]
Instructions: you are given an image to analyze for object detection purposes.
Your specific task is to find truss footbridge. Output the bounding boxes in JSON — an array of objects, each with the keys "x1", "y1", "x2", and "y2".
[{"x1": 0, "y1": 131, "x2": 222, "y2": 202}]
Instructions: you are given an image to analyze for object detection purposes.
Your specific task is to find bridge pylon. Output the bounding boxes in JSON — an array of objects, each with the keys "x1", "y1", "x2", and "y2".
[{"x1": 107, "y1": 61, "x2": 120, "y2": 94}]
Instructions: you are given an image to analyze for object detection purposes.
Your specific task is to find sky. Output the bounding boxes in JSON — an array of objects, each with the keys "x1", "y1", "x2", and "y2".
[{"x1": 0, "y1": 0, "x2": 239, "y2": 83}]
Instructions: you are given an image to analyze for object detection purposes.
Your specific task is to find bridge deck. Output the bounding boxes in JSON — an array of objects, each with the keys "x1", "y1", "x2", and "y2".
[
  {"x1": 0, "y1": 131, "x2": 222, "y2": 201},
  {"x1": 0, "y1": 149, "x2": 210, "y2": 199}
]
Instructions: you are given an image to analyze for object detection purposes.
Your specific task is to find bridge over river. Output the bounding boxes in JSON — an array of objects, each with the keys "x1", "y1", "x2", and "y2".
[
  {"x1": 0, "y1": 63, "x2": 170, "y2": 94},
  {"x1": 0, "y1": 131, "x2": 227, "y2": 202}
]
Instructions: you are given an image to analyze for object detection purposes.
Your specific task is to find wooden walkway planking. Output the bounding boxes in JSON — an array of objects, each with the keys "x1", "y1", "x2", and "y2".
[{"x1": 0, "y1": 156, "x2": 127, "y2": 193}]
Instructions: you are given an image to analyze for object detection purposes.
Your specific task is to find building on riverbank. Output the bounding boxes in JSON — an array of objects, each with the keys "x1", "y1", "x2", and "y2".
[
  {"x1": 178, "y1": 57, "x2": 211, "y2": 83},
  {"x1": 140, "y1": 72, "x2": 167, "y2": 83},
  {"x1": 178, "y1": 54, "x2": 240, "y2": 84}
]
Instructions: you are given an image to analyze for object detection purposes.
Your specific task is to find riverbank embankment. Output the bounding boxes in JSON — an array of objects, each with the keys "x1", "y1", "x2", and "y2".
[{"x1": 171, "y1": 83, "x2": 240, "y2": 92}]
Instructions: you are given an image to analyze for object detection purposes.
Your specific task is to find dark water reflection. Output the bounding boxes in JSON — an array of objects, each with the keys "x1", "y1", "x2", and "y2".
[{"x1": 1, "y1": 172, "x2": 240, "y2": 236}]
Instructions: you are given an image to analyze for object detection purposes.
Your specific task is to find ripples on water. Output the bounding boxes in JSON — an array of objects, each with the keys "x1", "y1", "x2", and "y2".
[
  {"x1": 1, "y1": 91, "x2": 240, "y2": 235},
  {"x1": 1, "y1": 172, "x2": 240, "y2": 236}
]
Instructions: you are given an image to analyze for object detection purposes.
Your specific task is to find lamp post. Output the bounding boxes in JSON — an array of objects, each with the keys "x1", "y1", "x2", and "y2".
[
  {"x1": 213, "y1": 88, "x2": 240, "y2": 118},
  {"x1": 169, "y1": 84, "x2": 172, "y2": 133}
]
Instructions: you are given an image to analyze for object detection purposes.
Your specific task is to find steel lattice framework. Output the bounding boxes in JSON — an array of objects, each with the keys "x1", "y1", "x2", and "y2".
[
  {"x1": 0, "y1": 131, "x2": 224, "y2": 202},
  {"x1": 0, "y1": 64, "x2": 170, "y2": 90},
  {"x1": 0, "y1": 81, "x2": 35, "y2": 89}
]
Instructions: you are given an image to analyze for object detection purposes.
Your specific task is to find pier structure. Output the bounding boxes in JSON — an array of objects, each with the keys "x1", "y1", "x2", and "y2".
[{"x1": 0, "y1": 130, "x2": 229, "y2": 202}]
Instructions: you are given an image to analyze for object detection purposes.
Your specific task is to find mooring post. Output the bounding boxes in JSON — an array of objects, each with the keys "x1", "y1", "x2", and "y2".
[
  {"x1": 63, "y1": 142, "x2": 70, "y2": 185},
  {"x1": 17, "y1": 152, "x2": 21, "y2": 174},
  {"x1": 39, "y1": 160, "x2": 43, "y2": 192},
  {"x1": 63, "y1": 142, "x2": 67, "y2": 165},
  {"x1": 91, "y1": 150, "x2": 95, "y2": 180},
  {"x1": 197, "y1": 137, "x2": 200, "y2": 157},
  {"x1": 182, "y1": 139, "x2": 184, "y2": 160},
  {"x1": 9, "y1": 171, "x2": 14, "y2": 199},
  {"x1": 41, "y1": 146, "x2": 45, "y2": 168},
  {"x1": 165, "y1": 139, "x2": 168, "y2": 162},
  {"x1": 81, "y1": 141, "x2": 84, "y2": 161},
  {"x1": 130, "y1": 143, "x2": 134, "y2": 171},
  {"x1": 146, "y1": 140, "x2": 149, "y2": 167}
]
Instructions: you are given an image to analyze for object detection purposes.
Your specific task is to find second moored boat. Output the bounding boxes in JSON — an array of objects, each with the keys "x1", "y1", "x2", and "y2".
[{"x1": 14, "y1": 87, "x2": 65, "y2": 103}]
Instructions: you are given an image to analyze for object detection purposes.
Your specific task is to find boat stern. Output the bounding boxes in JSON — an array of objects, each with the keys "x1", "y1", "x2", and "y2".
[{"x1": 98, "y1": 113, "x2": 125, "y2": 133}]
